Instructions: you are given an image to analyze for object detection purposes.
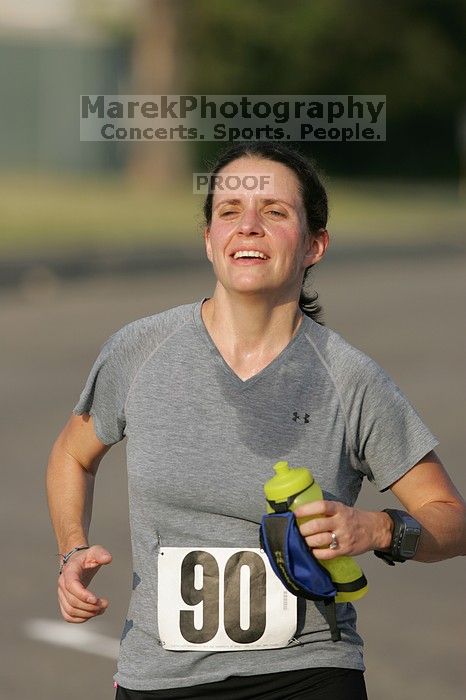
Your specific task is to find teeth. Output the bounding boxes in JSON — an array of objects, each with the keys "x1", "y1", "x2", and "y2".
[{"x1": 233, "y1": 250, "x2": 268, "y2": 260}]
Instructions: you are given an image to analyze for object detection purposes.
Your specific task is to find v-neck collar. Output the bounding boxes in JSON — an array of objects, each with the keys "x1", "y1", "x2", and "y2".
[{"x1": 192, "y1": 298, "x2": 306, "y2": 389}]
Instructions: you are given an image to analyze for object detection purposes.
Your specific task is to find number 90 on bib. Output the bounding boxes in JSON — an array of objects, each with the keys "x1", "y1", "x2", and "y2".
[{"x1": 157, "y1": 547, "x2": 297, "y2": 651}]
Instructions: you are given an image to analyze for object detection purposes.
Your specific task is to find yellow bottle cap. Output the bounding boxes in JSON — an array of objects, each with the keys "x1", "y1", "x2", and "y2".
[{"x1": 264, "y1": 460, "x2": 313, "y2": 502}]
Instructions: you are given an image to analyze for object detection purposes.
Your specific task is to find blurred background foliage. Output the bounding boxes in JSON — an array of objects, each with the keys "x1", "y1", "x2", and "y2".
[
  {"x1": 185, "y1": 0, "x2": 466, "y2": 176},
  {"x1": 0, "y1": 0, "x2": 464, "y2": 258}
]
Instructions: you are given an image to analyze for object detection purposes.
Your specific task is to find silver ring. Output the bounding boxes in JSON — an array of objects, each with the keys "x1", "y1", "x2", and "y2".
[{"x1": 329, "y1": 532, "x2": 339, "y2": 550}]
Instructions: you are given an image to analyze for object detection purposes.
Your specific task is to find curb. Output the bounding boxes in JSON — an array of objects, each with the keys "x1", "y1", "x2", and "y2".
[
  {"x1": 0, "y1": 246, "x2": 208, "y2": 289},
  {"x1": 1, "y1": 241, "x2": 464, "y2": 290}
]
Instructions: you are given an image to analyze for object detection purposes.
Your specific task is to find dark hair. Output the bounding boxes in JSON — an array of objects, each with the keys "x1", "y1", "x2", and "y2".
[{"x1": 203, "y1": 142, "x2": 328, "y2": 324}]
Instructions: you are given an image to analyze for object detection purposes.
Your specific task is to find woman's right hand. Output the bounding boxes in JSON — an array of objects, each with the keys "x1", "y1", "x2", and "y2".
[{"x1": 58, "y1": 544, "x2": 112, "y2": 623}]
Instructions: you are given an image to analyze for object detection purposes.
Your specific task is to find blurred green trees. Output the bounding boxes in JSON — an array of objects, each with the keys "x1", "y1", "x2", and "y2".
[
  {"x1": 2, "y1": 0, "x2": 465, "y2": 179},
  {"x1": 182, "y1": 0, "x2": 466, "y2": 177}
]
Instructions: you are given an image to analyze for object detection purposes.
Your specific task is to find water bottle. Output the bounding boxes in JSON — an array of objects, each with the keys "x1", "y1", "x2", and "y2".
[{"x1": 264, "y1": 460, "x2": 368, "y2": 603}]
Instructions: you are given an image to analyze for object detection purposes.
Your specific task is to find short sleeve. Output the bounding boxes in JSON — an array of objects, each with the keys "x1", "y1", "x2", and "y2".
[
  {"x1": 73, "y1": 330, "x2": 128, "y2": 445},
  {"x1": 348, "y1": 359, "x2": 439, "y2": 492}
]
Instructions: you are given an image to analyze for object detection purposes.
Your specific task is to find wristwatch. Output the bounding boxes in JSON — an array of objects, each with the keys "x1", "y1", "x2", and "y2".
[{"x1": 374, "y1": 509, "x2": 421, "y2": 566}]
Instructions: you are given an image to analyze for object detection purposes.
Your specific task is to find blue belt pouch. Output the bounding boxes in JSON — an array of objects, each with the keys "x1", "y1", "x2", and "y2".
[
  {"x1": 260, "y1": 511, "x2": 336, "y2": 600},
  {"x1": 260, "y1": 512, "x2": 341, "y2": 641}
]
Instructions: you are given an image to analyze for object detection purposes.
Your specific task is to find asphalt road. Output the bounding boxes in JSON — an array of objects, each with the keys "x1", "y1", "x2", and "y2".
[{"x1": 1, "y1": 253, "x2": 465, "y2": 700}]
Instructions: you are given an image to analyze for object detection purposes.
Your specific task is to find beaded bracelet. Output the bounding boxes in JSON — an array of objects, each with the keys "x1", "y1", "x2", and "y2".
[{"x1": 59, "y1": 545, "x2": 89, "y2": 575}]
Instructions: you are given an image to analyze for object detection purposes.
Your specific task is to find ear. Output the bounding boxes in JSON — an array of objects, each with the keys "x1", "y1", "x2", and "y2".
[
  {"x1": 303, "y1": 228, "x2": 329, "y2": 266},
  {"x1": 204, "y1": 226, "x2": 213, "y2": 262}
]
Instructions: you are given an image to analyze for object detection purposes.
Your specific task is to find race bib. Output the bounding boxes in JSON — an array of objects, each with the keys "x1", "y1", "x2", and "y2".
[{"x1": 157, "y1": 547, "x2": 297, "y2": 651}]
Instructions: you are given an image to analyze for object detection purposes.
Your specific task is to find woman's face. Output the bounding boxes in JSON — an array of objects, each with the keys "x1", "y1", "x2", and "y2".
[{"x1": 204, "y1": 156, "x2": 327, "y2": 301}]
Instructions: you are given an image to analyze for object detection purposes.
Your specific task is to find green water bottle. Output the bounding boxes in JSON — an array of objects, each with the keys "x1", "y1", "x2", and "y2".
[{"x1": 264, "y1": 460, "x2": 368, "y2": 603}]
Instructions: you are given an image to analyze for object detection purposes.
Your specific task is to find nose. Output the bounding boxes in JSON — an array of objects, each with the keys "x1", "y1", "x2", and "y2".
[{"x1": 237, "y1": 207, "x2": 265, "y2": 236}]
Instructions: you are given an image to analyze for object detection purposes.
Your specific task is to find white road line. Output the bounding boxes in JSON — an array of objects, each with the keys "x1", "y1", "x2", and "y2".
[{"x1": 24, "y1": 618, "x2": 120, "y2": 659}]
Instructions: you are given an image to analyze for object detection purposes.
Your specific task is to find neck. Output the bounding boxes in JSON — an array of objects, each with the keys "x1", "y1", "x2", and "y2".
[{"x1": 201, "y1": 285, "x2": 303, "y2": 371}]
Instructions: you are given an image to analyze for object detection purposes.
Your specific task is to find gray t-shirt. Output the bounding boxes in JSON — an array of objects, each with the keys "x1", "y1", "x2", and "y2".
[{"x1": 73, "y1": 300, "x2": 438, "y2": 691}]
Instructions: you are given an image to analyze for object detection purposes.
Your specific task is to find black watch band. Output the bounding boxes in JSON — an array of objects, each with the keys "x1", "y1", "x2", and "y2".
[{"x1": 374, "y1": 509, "x2": 421, "y2": 566}]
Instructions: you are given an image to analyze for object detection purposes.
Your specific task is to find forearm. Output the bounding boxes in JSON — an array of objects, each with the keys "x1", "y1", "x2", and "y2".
[
  {"x1": 46, "y1": 437, "x2": 95, "y2": 554},
  {"x1": 412, "y1": 501, "x2": 466, "y2": 562},
  {"x1": 365, "y1": 503, "x2": 466, "y2": 562}
]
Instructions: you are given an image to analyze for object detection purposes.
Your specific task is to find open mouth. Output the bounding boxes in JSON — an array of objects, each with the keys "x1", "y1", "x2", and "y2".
[{"x1": 231, "y1": 250, "x2": 269, "y2": 260}]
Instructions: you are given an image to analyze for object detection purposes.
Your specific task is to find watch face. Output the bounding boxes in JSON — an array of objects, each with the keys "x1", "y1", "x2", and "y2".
[{"x1": 402, "y1": 530, "x2": 419, "y2": 555}]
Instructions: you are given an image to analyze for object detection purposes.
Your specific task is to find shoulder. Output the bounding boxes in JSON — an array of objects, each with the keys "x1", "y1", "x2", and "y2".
[
  {"x1": 301, "y1": 316, "x2": 387, "y2": 389},
  {"x1": 102, "y1": 302, "x2": 197, "y2": 360}
]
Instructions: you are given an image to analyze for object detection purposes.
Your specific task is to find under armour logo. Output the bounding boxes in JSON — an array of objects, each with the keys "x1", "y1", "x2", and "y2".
[{"x1": 292, "y1": 411, "x2": 310, "y2": 424}]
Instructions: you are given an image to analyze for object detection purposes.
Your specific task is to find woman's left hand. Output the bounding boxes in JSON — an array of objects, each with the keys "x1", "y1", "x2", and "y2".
[{"x1": 294, "y1": 500, "x2": 392, "y2": 560}]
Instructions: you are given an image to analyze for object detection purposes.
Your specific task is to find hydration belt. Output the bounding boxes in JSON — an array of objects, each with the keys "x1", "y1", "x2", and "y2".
[{"x1": 260, "y1": 511, "x2": 341, "y2": 642}]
